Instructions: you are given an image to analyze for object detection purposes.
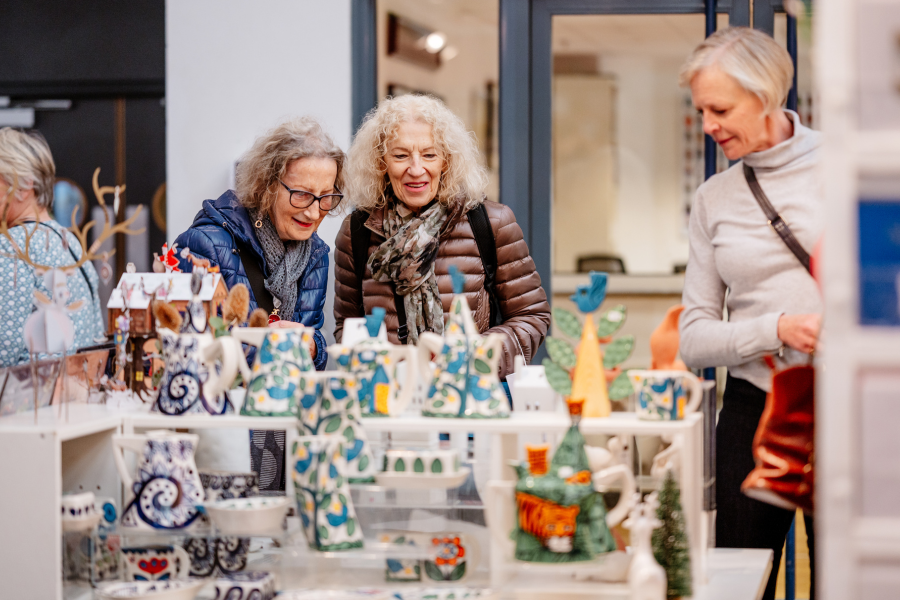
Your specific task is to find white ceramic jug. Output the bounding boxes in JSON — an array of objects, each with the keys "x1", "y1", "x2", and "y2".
[
  {"x1": 153, "y1": 328, "x2": 238, "y2": 416},
  {"x1": 113, "y1": 430, "x2": 205, "y2": 530}
]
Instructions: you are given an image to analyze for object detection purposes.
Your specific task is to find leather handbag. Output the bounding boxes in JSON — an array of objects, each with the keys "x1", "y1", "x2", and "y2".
[{"x1": 741, "y1": 356, "x2": 815, "y2": 514}]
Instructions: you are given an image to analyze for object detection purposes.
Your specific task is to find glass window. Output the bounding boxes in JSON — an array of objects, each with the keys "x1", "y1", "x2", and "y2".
[
  {"x1": 377, "y1": 0, "x2": 499, "y2": 201},
  {"x1": 551, "y1": 14, "x2": 728, "y2": 276},
  {"x1": 774, "y1": 13, "x2": 816, "y2": 128}
]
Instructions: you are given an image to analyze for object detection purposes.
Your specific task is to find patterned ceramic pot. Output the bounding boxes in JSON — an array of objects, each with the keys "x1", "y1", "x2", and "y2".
[
  {"x1": 113, "y1": 430, "x2": 204, "y2": 530},
  {"x1": 629, "y1": 370, "x2": 702, "y2": 421},
  {"x1": 291, "y1": 436, "x2": 364, "y2": 551},
  {"x1": 329, "y1": 337, "x2": 416, "y2": 417},
  {"x1": 119, "y1": 545, "x2": 190, "y2": 581},
  {"x1": 298, "y1": 373, "x2": 375, "y2": 482},
  {"x1": 212, "y1": 571, "x2": 276, "y2": 600},
  {"x1": 153, "y1": 329, "x2": 238, "y2": 416},
  {"x1": 183, "y1": 537, "x2": 249, "y2": 577},
  {"x1": 200, "y1": 471, "x2": 259, "y2": 502},
  {"x1": 232, "y1": 327, "x2": 315, "y2": 417}
]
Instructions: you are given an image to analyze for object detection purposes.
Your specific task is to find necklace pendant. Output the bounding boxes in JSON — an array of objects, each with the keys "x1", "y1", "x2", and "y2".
[{"x1": 267, "y1": 314, "x2": 281, "y2": 325}]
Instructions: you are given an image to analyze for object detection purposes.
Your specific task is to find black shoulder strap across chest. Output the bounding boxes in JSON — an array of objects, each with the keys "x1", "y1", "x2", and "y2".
[
  {"x1": 235, "y1": 241, "x2": 275, "y2": 315},
  {"x1": 349, "y1": 204, "x2": 503, "y2": 343}
]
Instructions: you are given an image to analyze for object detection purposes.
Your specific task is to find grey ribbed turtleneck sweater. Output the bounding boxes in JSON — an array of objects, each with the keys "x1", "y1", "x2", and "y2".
[{"x1": 680, "y1": 110, "x2": 823, "y2": 392}]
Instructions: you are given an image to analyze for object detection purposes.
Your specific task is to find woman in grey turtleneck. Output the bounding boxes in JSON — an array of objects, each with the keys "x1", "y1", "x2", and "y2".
[{"x1": 679, "y1": 27, "x2": 820, "y2": 600}]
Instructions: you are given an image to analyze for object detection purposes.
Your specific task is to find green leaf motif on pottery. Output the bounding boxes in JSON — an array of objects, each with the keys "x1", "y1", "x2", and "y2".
[
  {"x1": 322, "y1": 398, "x2": 331, "y2": 411},
  {"x1": 449, "y1": 562, "x2": 466, "y2": 581},
  {"x1": 474, "y1": 358, "x2": 491, "y2": 374},
  {"x1": 319, "y1": 494, "x2": 331, "y2": 509},
  {"x1": 414, "y1": 458, "x2": 425, "y2": 473},
  {"x1": 318, "y1": 525, "x2": 329, "y2": 541},
  {"x1": 346, "y1": 518, "x2": 356, "y2": 536},
  {"x1": 358, "y1": 454, "x2": 369, "y2": 472},
  {"x1": 487, "y1": 348, "x2": 494, "y2": 359},
  {"x1": 603, "y1": 335, "x2": 635, "y2": 369},
  {"x1": 335, "y1": 475, "x2": 343, "y2": 488},
  {"x1": 273, "y1": 375, "x2": 284, "y2": 386},
  {"x1": 542, "y1": 358, "x2": 573, "y2": 396},
  {"x1": 395, "y1": 458, "x2": 406, "y2": 472},
  {"x1": 424, "y1": 561, "x2": 443, "y2": 581},
  {"x1": 489, "y1": 400, "x2": 500, "y2": 409},
  {"x1": 249, "y1": 377, "x2": 266, "y2": 393},
  {"x1": 597, "y1": 304, "x2": 627, "y2": 338},
  {"x1": 324, "y1": 418, "x2": 341, "y2": 434},
  {"x1": 339, "y1": 493, "x2": 347, "y2": 506},
  {"x1": 552, "y1": 307, "x2": 583, "y2": 340},
  {"x1": 281, "y1": 364, "x2": 291, "y2": 376},
  {"x1": 608, "y1": 371, "x2": 634, "y2": 401},
  {"x1": 432, "y1": 400, "x2": 445, "y2": 408},
  {"x1": 431, "y1": 459, "x2": 443, "y2": 474},
  {"x1": 343, "y1": 425, "x2": 355, "y2": 442},
  {"x1": 545, "y1": 337, "x2": 576, "y2": 369}
]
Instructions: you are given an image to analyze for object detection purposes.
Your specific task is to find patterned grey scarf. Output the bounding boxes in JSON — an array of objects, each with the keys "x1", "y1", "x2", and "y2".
[
  {"x1": 368, "y1": 193, "x2": 465, "y2": 344},
  {"x1": 248, "y1": 207, "x2": 312, "y2": 319}
]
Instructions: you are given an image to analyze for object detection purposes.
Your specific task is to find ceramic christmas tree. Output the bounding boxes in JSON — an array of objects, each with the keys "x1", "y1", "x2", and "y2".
[
  {"x1": 419, "y1": 266, "x2": 509, "y2": 418},
  {"x1": 543, "y1": 272, "x2": 635, "y2": 417},
  {"x1": 624, "y1": 494, "x2": 667, "y2": 600},
  {"x1": 652, "y1": 469, "x2": 692, "y2": 599},
  {"x1": 510, "y1": 399, "x2": 620, "y2": 562}
]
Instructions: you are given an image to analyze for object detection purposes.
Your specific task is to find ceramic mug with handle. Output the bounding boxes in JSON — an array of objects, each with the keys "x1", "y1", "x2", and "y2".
[
  {"x1": 629, "y1": 370, "x2": 702, "y2": 421},
  {"x1": 329, "y1": 337, "x2": 417, "y2": 417}
]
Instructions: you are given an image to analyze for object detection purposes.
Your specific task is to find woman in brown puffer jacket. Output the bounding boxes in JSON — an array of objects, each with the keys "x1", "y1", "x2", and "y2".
[{"x1": 334, "y1": 94, "x2": 550, "y2": 378}]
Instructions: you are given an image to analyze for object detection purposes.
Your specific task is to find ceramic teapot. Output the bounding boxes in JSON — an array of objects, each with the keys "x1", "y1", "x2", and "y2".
[
  {"x1": 418, "y1": 268, "x2": 509, "y2": 418},
  {"x1": 329, "y1": 309, "x2": 417, "y2": 417},
  {"x1": 113, "y1": 430, "x2": 205, "y2": 530},
  {"x1": 153, "y1": 328, "x2": 239, "y2": 416},
  {"x1": 231, "y1": 326, "x2": 316, "y2": 417}
]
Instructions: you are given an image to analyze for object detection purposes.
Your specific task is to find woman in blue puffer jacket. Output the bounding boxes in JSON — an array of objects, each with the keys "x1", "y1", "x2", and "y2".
[{"x1": 174, "y1": 116, "x2": 343, "y2": 490}]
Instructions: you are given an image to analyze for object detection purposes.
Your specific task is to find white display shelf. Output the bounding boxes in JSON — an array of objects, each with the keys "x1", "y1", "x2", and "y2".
[
  {"x1": 123, "y1": 410, "x2": 297, "y2": 431},
  {"x1": 0, "y1": 403, "x2": 122, "y2": 441},
  {"x1": 360, "y1": 411, "x2": 701, "y2": 436}
]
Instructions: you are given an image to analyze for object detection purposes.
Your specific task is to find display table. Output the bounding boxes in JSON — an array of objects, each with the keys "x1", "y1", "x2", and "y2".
[{"x1": 0, "y1": 403, "x2": 721, "y2": 599}]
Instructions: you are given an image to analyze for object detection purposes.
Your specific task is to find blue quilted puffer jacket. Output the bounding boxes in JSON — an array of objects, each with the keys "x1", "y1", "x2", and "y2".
[{"x1": 173, "y1": 190, "x2": 329, "y2": 369}]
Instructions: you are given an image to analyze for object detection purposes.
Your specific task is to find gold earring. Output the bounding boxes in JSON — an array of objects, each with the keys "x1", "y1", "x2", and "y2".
[{"x1": 255, "y1": 219, "x2": 262, "y2": 228}]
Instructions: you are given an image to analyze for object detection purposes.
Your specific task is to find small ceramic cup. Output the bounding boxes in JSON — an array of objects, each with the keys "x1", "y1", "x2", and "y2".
[
  {"x1": 385, "y1": 450, "x2": 418, "y2": 474},
  {"x1": 61, "y1": 492, "x2": 97, "y2": 520},
  {"x1": 200, "y1": 470, "x2": 259, "y2": 502},
  {"x1": 423, "y1": 450, "x2": 460, "y2": 476},
  {"x1": 119, "y1": 545, "x2": 190, "y2": 581},
  {"x1": 213, "y1": 571, "x2": 276, "y2": 600},
  {"x1": 629, "y1": 370, "x2": 702, "y2": 421}
]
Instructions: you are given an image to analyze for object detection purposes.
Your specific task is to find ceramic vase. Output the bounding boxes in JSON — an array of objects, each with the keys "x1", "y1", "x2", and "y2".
[
  {"x1": 291, "y1": 435, "x2": 364, "y2": 551},
  {"x1": 232, "y1": 327, "x2": 315, "y2": 417},
  {"x1": 418, "y1": 294, "x2": 509, "y2": 419},
  {"x1": 113, "y1": 430, "x2": 205, "y2": 530},
  {"x1": 298, "y1": 372, "x2": 376, "y2": 482}
]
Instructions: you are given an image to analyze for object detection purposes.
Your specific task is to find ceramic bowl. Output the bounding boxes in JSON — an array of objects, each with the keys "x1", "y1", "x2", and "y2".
[
  {"x1": 204, "y1": 496, "x2": 290, "y2": 535},
  {"x1": 95, "y1": 579, "x2": 205, "y2": 600},
  {"x1": 200, "y1": 470, "x2": 259, "y2": 501},
  {"x1": 213, "y1": 570, "x2": 276, "y2": 600},
  {"x1": 61, "y1": 491, "x2": 97, "y2": 520}
]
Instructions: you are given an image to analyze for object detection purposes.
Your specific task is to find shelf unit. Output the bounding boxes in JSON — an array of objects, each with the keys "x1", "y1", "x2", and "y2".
[{"x1": 0, "y1": 401, "x2": 766, "y2": 598}]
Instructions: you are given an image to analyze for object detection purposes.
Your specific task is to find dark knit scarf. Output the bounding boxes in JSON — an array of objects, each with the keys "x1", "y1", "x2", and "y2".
[{"x1": 248, "y1": 207, "x2": 311, "y2": 318}]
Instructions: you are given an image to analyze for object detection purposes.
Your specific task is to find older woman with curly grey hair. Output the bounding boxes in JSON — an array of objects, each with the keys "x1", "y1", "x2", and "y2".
[
  {"x1": 334, "y1": 94, "x2": 550, "y2": 378},
  {"x1": 678, "y1": 27, "x2": 820, "y2": 600}
]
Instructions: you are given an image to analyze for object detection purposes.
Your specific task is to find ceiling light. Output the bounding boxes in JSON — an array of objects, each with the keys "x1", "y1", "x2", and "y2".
[{"x1": 425, "y1": 32, "x2": 447, "y2": 53}]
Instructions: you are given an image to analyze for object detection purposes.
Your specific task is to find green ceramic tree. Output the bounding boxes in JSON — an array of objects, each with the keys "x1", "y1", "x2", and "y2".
[{"x1": 652, "y1": 469, "x2": 692, "y2": 599}]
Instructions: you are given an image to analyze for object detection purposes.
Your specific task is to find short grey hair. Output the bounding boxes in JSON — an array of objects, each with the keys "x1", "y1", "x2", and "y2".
[
  {"x1": 679, "y1": 27, "x2": 794, "y2": 113},
  {"x1": 0, "y1": 127, "x2": 56, "y2": 209},
  {"x1": 235, "y1": 116, "x2": 345, "y2": 215}
]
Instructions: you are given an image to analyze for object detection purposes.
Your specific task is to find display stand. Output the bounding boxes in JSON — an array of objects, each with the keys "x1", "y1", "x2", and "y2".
[{"x1": 0, "y1": 400, "x2": 774, "y2": 599}]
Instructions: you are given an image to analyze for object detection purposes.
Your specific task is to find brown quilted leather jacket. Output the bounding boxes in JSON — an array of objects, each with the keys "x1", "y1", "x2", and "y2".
[{"x1": 333, "y1": 200, "x2": 550, "y2": 378}]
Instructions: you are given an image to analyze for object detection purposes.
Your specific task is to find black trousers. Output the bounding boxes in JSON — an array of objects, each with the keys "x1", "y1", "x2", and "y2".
[{"x1": 717, "y1": 374, "x2": 815, "y2": 600}]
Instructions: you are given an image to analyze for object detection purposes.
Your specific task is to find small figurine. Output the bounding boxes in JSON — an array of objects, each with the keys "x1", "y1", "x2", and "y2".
[
  {"x1": 649, "y1": 305, "x2": 687, "y2": 371},
  {"x1": 624, "y1": 494, "x2": 667, "y2": 600},
  {"x1": 181, "y1": 271, "x2": 208, "y2": 334},
  {"x1": 125, "y1": 262, "x2": 136, "y2": 274},
  {"x1": 156, "y1": 243, "x2": 181, "y2": 273}
]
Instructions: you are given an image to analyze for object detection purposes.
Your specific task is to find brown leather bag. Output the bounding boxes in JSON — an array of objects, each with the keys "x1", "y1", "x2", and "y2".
[{"x1": 741, "y1": 356, "x2": 815, "y2": 514}]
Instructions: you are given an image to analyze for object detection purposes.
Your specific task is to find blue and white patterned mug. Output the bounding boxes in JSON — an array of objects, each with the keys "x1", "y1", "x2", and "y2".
[{"x1": 629, "y1": 370, "x2": 702, "y2": 421}]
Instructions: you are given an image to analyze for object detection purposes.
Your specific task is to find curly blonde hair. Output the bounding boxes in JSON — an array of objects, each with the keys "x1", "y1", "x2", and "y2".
[
  {"x1": 0, "y1": 128, "x2": 56, "y2": 209},
  {"x1": 235, "y1": 116, "x2": 345, "y2": 215},
  {"x1": 345, "y1": 94, "x2": 488, "y2": 211}
]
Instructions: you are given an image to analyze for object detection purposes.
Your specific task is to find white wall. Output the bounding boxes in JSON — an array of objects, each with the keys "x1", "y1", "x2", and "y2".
[{"x1": 166, "y1": 0, "x2": 352, "y2": 342}]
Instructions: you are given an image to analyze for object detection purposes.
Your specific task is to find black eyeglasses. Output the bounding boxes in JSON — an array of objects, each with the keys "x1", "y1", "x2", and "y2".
[{"x1": 278, "y1": 180, "x2": 344, "y2": 211}]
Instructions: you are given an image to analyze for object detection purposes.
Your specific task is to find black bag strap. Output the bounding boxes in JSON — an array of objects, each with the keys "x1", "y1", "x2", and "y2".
[
  {"x1": 743, "y1": 163, "x2": 811, "y2": 274},
  {"x1": 350, "y1": 210, "x2": 410, "y2": 342},
  {"x1": 467, "y1": 203, "x2": 503, "y2": 328},
  {"x1": 235, "y1": 241, "x2": 275, "y2": 315}
]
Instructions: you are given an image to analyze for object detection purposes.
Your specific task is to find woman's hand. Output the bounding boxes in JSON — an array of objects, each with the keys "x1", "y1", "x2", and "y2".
[
  {"x1": 269, "y1": 319, "x2": 317, "y2": 359},
  {"x1": 777, "y1": 314, "x2": 821, "y2": 354}
]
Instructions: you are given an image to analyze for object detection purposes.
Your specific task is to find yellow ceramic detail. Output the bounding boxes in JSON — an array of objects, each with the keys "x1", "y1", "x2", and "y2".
[
  {"x1": 570, "y1": 314, "x2": 611, "y2": 418},
  {"x1": 374, "y1": 383, "x2": 390, "y2": 414}
]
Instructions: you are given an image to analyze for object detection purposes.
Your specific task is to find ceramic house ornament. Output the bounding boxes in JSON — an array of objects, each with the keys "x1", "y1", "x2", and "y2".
[
  {"x1": 543, "y1": 272, "x2": 636, "y2": 416},
  {"x1": 418, "y1": 266, "x2": 509, "y2": 418},
  {"x1": 329, "y1": 307, "x2": 417, "y2": 417},
  {"x1": 510, "y1": 399, "x2": 634, "y2": 562}
]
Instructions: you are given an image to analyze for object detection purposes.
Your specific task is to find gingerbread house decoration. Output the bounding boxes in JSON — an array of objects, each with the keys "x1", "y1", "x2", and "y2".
[{"x1": 106, "y1": 272, "x2": 228, "y2": 336}]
